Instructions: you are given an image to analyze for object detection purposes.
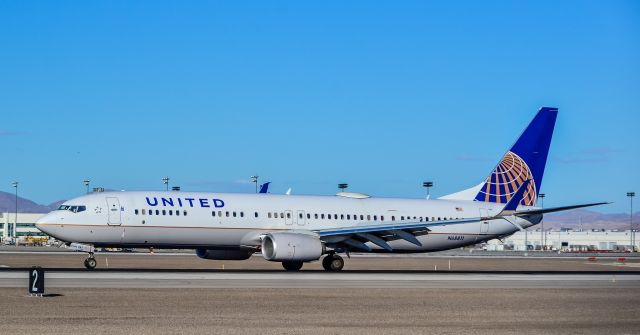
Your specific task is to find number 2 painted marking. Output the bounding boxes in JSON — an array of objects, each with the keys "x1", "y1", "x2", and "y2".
[{"x1": 31, "y1": 270, "x2": 38, "y2": 292}]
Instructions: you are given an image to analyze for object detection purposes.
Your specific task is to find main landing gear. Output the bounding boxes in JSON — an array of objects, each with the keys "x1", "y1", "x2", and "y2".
[
  {"x1": 84, "y1": 252, "x2": 97, "y2": 270},
  {"x1": 322, "y1": 253, "x2": 344, "y2": 272}
]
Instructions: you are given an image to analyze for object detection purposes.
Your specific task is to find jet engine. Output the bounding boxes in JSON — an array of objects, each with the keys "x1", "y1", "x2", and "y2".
[
  {"x1": 261, "y1": 232, "x2": 324, "y2": 262},
  {"x1": 195, "y1": 248, "x2": 254, "y2": 260}
]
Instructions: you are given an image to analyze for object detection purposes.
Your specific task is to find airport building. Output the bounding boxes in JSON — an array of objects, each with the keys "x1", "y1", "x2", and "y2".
[
  {"x1": 0, "y1": 212, "x2": 47, "y2": 244},
  {"x1": 486, "y1": 229, "x2": 638, "y2": 252}
]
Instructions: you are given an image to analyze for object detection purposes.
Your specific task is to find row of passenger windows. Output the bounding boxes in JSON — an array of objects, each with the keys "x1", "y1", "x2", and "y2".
[
  {"x1": 134, "y1": 208, "x2": 460, "y2": 222},
  {"x1": 134, "y1": 209, "x2": 188, "y2": 216},
  {"x1": 209, "y1": 210, "x2": 458, "y2": 222},
  {"x1": 265, "y1": 213, "x2": 457, "y2": 222}
]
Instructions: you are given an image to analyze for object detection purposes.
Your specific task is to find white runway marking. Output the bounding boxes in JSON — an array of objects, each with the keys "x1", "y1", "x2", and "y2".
[{"x1": 0, "y1": 271, "x2": 638, "y2": 288}]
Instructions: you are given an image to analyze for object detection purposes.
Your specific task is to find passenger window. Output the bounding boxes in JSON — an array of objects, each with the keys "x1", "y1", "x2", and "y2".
[
  {"x1": 381, "y1": 216, "x2": 384, "y2": 221},
  {"x1": 183, "y1": 210, "x2": 187, "y2": 216},
  {"x1": 212, "y1": 211, "x2": 215, "y2": 217},
  {"x1": 233, "y1": 212, "x2": 237, "y2": 217},
  {"x1": 392, "y1": 216, "x2": 395, "y2": 221},
  {"x1": 255, "y1": 212, "x2": 259, "y2": 218},
  {"x1": 420, "y1": 217, "x2": 423, "y2": 222},
  {"x1": 347, "y1": 214, "x2": 351, "y2": 220},
  {"x1": 218, "y1": 211, "x2": 222, "y2": 217},
  {"x1": 135, "y1": 209, "x2": 139, "y2": 215},
  {"x1": 241, "y1": 212, "x2": 244, "y2": 217},
  {"x1": 327, "y1": 214, "x2": 331, "y2": 220},
  {"x1": 226, "y1": 211, "x2": 229, "y2": 217},
  {"x1": 162, "y1": 210, "x2": 166, "y2": 215},
  {"x1": 176, "y1": 210, "x2": 180, "y2": 216},
  {"x1": 373, "y1": 215, "x2": 377, "y2": 221},
  {"x1": 142, "y1": 209, "x2": 146, "y2": 215},
  {"x1": 401, "y1": 216, "x2": 404, "y2": 220},
  {"x1": 286, "y1": 213, "x2": 291, "y2": 219},
  {"x1": 149, "y1": 210, "x2": 153, "y2": 216},
  {"x1": 315, "y1": 214, "x2": 318, "y2": 219},
  {"x1": 321, "y1": 214, "x2": 325, "y2": 219},
  {"x1": 169, "y1": 210, "x2": 173, "y2": 216},
  {"x1": 268, "y1": 212, "x2": 272, "y2": 218},
  {"x1": 156, "y1": 210, "x2": 160, "y2": 215},
  {"x1": 299, "y1": 213, "x2": 303, "y2": 219},
  {"x1": 360, "y1": 215, "x2": 364, "y2": 220}
]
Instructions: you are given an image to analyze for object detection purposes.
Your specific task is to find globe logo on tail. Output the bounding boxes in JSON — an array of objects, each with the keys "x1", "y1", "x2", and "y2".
[{"x1": 475, "y1": 151, "x2": 537, "y2": 206}]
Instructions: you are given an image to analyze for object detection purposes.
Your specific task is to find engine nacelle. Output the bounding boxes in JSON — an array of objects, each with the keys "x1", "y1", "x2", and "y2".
[
  {"x1": 261, "y1": 232, "x2": 324, "y2": 262},
  {"x1": 195, "y1": 248, "x2": 254, "y2": 260}
]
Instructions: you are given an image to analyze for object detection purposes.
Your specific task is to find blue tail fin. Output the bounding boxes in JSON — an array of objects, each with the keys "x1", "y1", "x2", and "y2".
[
  {"x1": 474, "y1": 107, "x2": 558, "y2": 206},
  {"x1": 259, "y1": 182, "x2": 271, "y2": 194}
]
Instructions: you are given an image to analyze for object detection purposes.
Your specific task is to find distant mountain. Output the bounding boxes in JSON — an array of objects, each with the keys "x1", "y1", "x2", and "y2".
[
  {"x1": 543, "y1": 209, "x2": 638, "y2": 231},
  {"x1": 0, "y1": 191, "x2": 63, "y2": 213}
]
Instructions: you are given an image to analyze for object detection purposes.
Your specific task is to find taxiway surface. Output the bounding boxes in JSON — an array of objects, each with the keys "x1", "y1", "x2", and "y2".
[{"x1": 1, "y1": 251, "x2": 639, "y2": 334}]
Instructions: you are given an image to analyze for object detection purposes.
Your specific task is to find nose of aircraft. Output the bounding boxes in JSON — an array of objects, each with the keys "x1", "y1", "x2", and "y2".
[{"x1": 35, "y1": 213, "x2": 56, "y2": 235}]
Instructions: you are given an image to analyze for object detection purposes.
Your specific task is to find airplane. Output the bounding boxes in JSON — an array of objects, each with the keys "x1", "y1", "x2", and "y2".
[
  {"x1": 259, "y1": 182, "x2": 270, "y2": 194},
  {"x1": 36, "y1": 107, "x2": 606, "y2": 271}
]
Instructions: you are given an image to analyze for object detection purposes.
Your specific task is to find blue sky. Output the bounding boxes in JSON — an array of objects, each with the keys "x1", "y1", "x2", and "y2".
[{"x1": 0, "y1": 1, "x2": 638, "y2": 213}]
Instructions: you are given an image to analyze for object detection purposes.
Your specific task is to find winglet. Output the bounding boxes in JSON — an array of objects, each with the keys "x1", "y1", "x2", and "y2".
[{"x1": 497, "y1": 179, "x2": 531, "y2": 216}]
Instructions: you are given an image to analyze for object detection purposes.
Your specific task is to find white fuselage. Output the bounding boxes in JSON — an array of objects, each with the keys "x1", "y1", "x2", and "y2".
[{"x1": 36, "y1": 191, "x2": 541, "y2": 253}]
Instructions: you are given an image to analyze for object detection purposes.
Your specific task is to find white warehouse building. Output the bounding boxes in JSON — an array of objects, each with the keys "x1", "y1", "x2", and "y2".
[
  {"x1": 0, "y1": 212, "x2": 47, "y2": 244},
  {"x1": 487, "y1": 228, "x2": 638, "y2": 252}
]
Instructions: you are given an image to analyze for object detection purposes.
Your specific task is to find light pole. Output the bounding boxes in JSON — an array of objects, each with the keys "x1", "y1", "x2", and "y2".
[
  {"x1": 162, "y1": 177, "x2": 170, "y2": 191},
  {"x1": 251, "y1": 176, "x2": 259, "y2": 193},
  {"x1": 423, "y1": 181, "x2": 433, "y2": 199},
  {"x1": 11, "y1": 181, "x2": 18, "y2": 242},
  {"x1": 83, "y1": 179, "x2": 90, "y2": 194},
  {"x1": 338, "y1": 183, "x2": 348, "y2": 192},
  {"x1": 628, "y1": 192, "x2": 635, "y2": 252},
  {"x1": 539, "y1": 193, "x2": 545, "y2": 250}
]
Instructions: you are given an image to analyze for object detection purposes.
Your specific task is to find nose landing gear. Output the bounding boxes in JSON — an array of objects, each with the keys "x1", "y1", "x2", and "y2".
[{"x1": 84, "y1": 252, "x2": 97, "y2": 270}]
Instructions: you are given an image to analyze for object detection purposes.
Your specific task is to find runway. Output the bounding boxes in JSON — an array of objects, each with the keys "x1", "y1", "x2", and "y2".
[
  {"x1": 2, "y1": 252, "x2": 639, "y2": 334},
  {"x1": 1, "y1": 271, "x2": 638, "y2": 288}
]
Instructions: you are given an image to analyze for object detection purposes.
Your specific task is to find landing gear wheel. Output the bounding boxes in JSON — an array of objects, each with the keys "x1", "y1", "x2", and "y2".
[
  {"x1": 322, "y1": 254, "x2": 344, "y2": 272},
  {"x1": 84, "y1": 253, "x2": 97, "y2": 270},
  {"x1": 282, "y1": 260, "x2": 304, "y2": 271}
]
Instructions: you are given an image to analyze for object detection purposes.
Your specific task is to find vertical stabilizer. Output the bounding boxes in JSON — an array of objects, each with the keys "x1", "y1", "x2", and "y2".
[{"x1": 474, "y1": 107, "x2": 558, "y2": 206}]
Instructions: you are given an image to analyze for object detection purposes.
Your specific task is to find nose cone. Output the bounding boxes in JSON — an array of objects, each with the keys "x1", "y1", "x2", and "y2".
[{"x1": 35, "y1": 213, "x2": 56, "y2": 235}]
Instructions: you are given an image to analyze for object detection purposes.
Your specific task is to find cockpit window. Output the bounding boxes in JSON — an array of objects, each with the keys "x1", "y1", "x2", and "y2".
[{"x1": 57, "y1": 205, "x2": 86, "y2": 213}]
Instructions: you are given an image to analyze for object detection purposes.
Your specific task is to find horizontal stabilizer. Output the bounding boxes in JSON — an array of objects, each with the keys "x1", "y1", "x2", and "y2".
[{"x1": 513, "y1": 202, "x2": 610, "y2": 217}]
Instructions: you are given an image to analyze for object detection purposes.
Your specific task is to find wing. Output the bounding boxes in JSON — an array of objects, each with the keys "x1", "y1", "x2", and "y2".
[{"x1": 315, "y1": 217, "x2": 479, "y2": 252}]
